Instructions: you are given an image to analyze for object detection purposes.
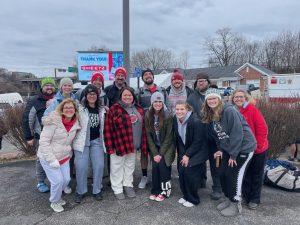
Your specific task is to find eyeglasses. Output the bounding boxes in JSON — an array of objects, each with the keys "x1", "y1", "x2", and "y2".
[
  {"x1": 63, "y1": 107, "x2": 75, "y2": 110},
  {"x1": 233, "y1": 96, "x2": 245, "y2": 99}
]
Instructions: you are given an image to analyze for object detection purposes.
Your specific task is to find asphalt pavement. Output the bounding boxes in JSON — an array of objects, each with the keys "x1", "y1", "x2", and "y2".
[{"x1": 0, "y1": 159, "x2": 299, "y2": 225}]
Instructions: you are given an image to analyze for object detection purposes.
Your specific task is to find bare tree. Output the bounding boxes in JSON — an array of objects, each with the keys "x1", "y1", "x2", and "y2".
[
  {"x1": 131, "y1": 48, "x2": 179, "y2": 70},
  {"x1": 179, "y1": 50, "x2": 189, "y2": 69},
  {"x1": 205, "y1": 27, "x2": 246, "y2": 66}
]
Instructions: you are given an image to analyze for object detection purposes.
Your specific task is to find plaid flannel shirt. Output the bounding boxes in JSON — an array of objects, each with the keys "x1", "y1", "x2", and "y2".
[{"x1": 104, "y1": 102, "x2": 147, "y2": 156}]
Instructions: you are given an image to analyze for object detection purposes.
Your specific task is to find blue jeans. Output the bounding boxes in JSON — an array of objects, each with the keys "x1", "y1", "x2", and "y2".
[{"x1": 74, "y1": 138, "x2": 104, "y2": 195}]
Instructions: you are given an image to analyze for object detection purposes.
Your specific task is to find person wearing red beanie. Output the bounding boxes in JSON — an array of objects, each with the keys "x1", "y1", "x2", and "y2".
[
  {"x1": 91, "y1": 72, "x2": 104, "y2": 90},
  {"x1": 166, "y1": 69, "x2": 193, "y2": 114}
]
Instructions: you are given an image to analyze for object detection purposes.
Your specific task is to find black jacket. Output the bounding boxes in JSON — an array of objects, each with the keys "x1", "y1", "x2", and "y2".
[
  {"x1": 104, "y1": 82, "x2": 126, "y2": 107},
  {"x1": 23, "y1": 91, "x2": 51, "y2": 140},
  {"x1": 173, "y1": 113, "x2": 208, "y2": 167},
  {"x1": 187, "y1": 91, "x2": 205, "y2": 118}
]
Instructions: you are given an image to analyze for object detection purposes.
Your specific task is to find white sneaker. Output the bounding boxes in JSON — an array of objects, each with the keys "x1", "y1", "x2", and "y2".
[
  {"x1": 183, "y1": 201, "x2": 195, "y2": 207},
  {"x1": 63, "y1": 186, "x2": 72, "y2": 194},
  {"x1": 50, "y1": 202, "x2": 64, "y2": 212},
  {"x1": 178, "y1": 198, "x2": 186, "y2": 204},
  {"x1": 57, "y1": 199, "x2": 66, "y2": 206},
  {"x1": 138, "y1": 176, "x2": 148, "y2": 189}
]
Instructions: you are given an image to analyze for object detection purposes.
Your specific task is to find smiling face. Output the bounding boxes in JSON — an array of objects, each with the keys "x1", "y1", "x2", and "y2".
[
  {"x1": 153, "y1": 101, "x2": 163, "y2": 112},
  {"x1": 61, "y1": 84, "x2": 73, "y2": 95},
  {"x1": 233, "y1": 91, "x2": 246, "y2": 108},
  {"x1": 115, "y1": 73, "x2": 125, "y2": 86},
  {"x1": 42, "y1": 84, "x2": 55, "y2": 95},
  {"x1": 87, "y1": 92, "x2": 97, "y2": 106},
  {"x1": 121, "y1": 89, "x2": 134, "y2": 105},
  {"x1": 92, "y1": 77, "x2": 103, "y2": 90},
  {"x1": 143, "y1": 72, "x2": 154, "y2": 85},
  {"x1": 206, "y1": 96, "x2": 221, "y2": 109},
  {"x1": 175, "y1": 104, "x2": 189, "y2": 121},
  {"x1": 172, "y1": 78, "x2": 183, "y2": 89},
  {"x1": 196, "y1": 79, "x2": 209, "y2": 92},
  {"x1": 62, "y1": 102, "x2": 75, "y2": 119}
]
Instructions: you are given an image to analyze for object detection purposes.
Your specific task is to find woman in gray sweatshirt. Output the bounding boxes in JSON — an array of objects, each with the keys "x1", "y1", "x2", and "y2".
[{"x1": 202, "y1": 88, "x2": 256, "y2": 217}]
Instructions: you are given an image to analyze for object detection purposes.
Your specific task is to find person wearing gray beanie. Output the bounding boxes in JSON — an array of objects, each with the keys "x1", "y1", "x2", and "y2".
[
  {"x1": 150, "y1": 92, "x2": 165, "y2": 105},
  {"x1": 59, "y1": 77, "x2": 73, "y2": 90}
]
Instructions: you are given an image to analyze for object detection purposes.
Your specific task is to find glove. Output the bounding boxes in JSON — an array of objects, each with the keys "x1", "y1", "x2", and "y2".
[{"x1": 49, "y1": 160, "x2": 60, "y2": 168}]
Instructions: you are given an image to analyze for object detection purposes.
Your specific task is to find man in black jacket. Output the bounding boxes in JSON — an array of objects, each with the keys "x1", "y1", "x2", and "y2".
[
  {"x1": 104, "y1": 67, "x2": 127, "y2": 107},
  {"x1": 187, "y1": 73, "x2": 222, "y2": 200},
  {"x1": 23, "y1": 77, "x2": 56, "y2": 193}
]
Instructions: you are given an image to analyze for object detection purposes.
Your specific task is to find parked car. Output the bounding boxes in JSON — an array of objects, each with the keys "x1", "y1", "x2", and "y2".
[{"x1": 223, "y1": 87, "x2": 234, "y2": 96}]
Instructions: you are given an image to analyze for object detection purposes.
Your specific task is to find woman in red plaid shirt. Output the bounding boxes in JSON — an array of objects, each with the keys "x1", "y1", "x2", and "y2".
[{"x1": 104, "y1": 87, "x2": 147, "y2": 200}]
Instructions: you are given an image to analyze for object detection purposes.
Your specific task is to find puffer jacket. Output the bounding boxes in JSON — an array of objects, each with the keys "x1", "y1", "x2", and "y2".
[
  {"x1": 37, "y1": 111, "x2": 81, "y2": 164},
  {"x1": 73, "y1": 104, "x2": 106, "y2": 152}
]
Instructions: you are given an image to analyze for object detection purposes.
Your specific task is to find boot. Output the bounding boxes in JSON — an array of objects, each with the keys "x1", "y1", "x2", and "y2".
[
  {"x1": 217, "y1": 198, "x2": 230, "y2": 211},
  {"x1": 220, "y1": 201, "x2": 242, "y2": 217}
]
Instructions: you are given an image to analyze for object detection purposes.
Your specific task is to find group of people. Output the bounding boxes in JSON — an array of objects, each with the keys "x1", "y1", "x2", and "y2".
[{"x1": 23, "y1": 67, "x2": 269, "y2": 217}]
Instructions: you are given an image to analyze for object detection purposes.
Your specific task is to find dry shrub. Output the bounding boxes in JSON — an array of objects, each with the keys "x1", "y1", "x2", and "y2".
[
  {"x1": 257, "y1": 98, "x2": 300, "y2": 159},
  {"x1": 2, "y1": 105, "x2": 36, "y2": 155}
]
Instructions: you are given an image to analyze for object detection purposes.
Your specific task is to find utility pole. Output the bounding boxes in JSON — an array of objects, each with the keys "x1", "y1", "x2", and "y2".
[{"x1": 123, "y1": 0, "x2": 130, "y2": 85}]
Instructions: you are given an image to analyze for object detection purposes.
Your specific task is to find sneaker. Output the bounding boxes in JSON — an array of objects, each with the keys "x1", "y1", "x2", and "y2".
[
  {"x1": 288, "y1": 156, "x2": 295, "y2": 161},
  {"x1": 210, "y1": 191, "x2": 222, "y2": 200},
  {"x1": 93, "y1": 192, "x2": 103, "y2": 201},
  {"x1": 183, "y1": 201, "x2": 194, "y2": 207},
  {"x1": 220, "y1": 202, "x2": 242, "y2": 217},
  {"x1": 57, "y1": 199, "x2": 66, "y2": 206},
  {"x1": 155, "y1": 194, "x2": 166, "y2": 202},
  {"x1": 115, "y1": 193, "x2": 125, "y2": 200},
  {"x1": 217, "y1": 198, "x2": 230, "y2": 211},
  {"x1": 178, "y1": 198, "x2": 186, "y2": 204},
  {"x1": 149, "y1": 194, "x2": 157, "y2": 200},
  {"x1": 50, "y1": 202, "x2": 64, "y2": 213},
  {"x1": 138, "y1": 176, "x2": 148, "y2": 189},
  {"x1": 63, "y1": 186, "x2": 72, "y2": 194},
  {"x1": 124, "y1": 186, "x2": 136, "y2": 198},
  {"x1": 37, "y1": 182, "x2": 50, "y2": 193},
  {"x1": 248, "y1": 202, "x2": 258, "y2": 210},
  {"x1": 75, "y1": 193, "x2": 84, "y2": 204}
]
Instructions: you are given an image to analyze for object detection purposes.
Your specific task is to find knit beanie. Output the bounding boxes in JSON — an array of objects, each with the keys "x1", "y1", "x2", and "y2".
[
  {"x1": 40, "y1": 77, "x2": 56, "y2": 88},
  {"x1": 84, "y1": 84, "x2": 99, "y2": 97},
  {"x1": 114, "y1": 67, "x2": 127, "y2": 78},
  {"x1": 171, "y1": 69, "x2": 183, "y2": 81},
  {"x1": 59, "y1": 77, "x2": 73, "y2": 89},
  {"x1": 205, "y1": 88, "x2": 221, "y2": 101},
  {"x1": 142, "y1": 68, "x2": 154, "y2": 80},
  {"x1": 196, "y1": 73, "x2": 211, "y2": 84},
  {"x1": 91, "y1": 72, "x2": 104, "y2": 85},
  {"x1": 150, "y1": 92, "x2": 165, "y2": 105}
]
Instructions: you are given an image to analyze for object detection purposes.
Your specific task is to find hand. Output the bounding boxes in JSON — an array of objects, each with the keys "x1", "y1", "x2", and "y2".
[
  {"x1": 228, "y1": 158, "x2": 237, "y2": 167},
  {"x1": 49, "y1": 160, "x2": 60, "y2": 168},
  {"x1": 214, "y1": 151, "x2": 223, "y2": 159},
  {"x1": 180, "y1": 155, "x2": 189, "y2": 167},
  {"x1": 27, "y1": 139, "x2": 34, "y2": 146},
  {"x1": 153, "y1": 155, "x2": 162, "y2": 163}
]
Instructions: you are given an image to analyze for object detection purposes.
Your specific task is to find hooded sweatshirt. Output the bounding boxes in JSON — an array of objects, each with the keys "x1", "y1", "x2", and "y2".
[
  {"x1": 168, "y1": 84, "x2": 188, "y2": 113},
  {"x1": 210, "y1": 104, "x2": 256, "y2": 160}
]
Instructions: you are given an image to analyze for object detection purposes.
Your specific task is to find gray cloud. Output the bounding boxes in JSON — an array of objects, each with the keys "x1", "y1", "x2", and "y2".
[{"x1": 0, "y1": 0, "x2": 299, "y2": 76}]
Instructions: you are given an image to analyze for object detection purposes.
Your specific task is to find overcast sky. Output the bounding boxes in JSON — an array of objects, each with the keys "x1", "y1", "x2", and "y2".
[{"x1": 0, "y1": 0, "x2": 299, "y2": 77}]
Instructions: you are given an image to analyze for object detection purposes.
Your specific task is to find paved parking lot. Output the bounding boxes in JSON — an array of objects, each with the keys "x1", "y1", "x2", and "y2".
[{"x1": 0, "y1": 159, "x2": 299, "y2": 225}]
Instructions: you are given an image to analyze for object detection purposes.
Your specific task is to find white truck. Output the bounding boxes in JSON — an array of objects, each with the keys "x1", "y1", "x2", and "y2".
[{"x1": 266, "y1": 74, "x2": 300, "y2": 102}]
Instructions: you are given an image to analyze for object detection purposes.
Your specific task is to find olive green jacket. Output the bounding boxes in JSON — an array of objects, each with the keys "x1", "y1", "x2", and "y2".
[{"x1": 145, "y1": 110, "x2": 175, "y2": 167}]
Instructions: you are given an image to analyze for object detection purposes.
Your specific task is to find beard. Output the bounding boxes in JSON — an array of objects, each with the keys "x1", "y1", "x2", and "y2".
[{"x1": 144, "y1": 79, "x2": 154, "y2": 85}]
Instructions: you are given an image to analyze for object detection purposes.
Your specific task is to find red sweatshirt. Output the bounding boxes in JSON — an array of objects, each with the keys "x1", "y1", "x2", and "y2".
[{"x1": 239, "y1": 103, "x2": 269, "y2": 154}]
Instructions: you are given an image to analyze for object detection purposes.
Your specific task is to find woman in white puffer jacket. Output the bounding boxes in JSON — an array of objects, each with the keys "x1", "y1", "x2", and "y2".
[{"x1": 38, "y1": 98, "x2": 80, "y2": 213}]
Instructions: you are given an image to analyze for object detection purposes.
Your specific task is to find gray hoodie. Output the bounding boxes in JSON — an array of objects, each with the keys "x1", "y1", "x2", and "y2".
[{"x1": 210, "y1": 104, "x2": 256, "y2": 160}]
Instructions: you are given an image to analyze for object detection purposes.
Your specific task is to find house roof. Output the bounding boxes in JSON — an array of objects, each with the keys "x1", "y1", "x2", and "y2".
[{"x1": 234, "y1": 63, "x2": 276, "y2": 76}]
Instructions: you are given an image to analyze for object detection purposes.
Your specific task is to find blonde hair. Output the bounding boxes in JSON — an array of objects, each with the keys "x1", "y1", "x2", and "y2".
[
  {"x1": 201, "y1": 98, "x2": 224, "y2": 123},
  {"x1": 175, "y1": 101, "x2": 193, "y2": 112},
  {"x1": 56, "y1": 98, "x2": 79, "y2": 120},
  {"x1": 230, "y1": 89, "x2": 251, "y2": 105}
]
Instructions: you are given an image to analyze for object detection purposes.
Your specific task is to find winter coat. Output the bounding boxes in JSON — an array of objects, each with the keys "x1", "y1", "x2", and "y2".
[
  {"x1": 43, "y1": 91, "x2": 77, "y2": 117},
  {"x1": 187, "y1": 90, "x2": 205, "y2": 118},
  {"x1": 104, "y1": 82, "x2": 127, "y2": 107},
  {"x1": 23, "y1": 90, "x2": 53, "y2": 140},
  {"x1": 73, "y1": 104, "x2": 106, "y2": 153},
  {"x1": 239, "y1": 103, "x2": 269, "y2": 154},
  {"x1": 104, "y1": 102, "x2": 147, "y2": 156},
  {"x1": 145, "y1": 110, "x2": 175, "y2": 167},
  {"x1": 173, "y1": 112, "x2": 209, "y2": 167},
  {"x1": 37, "y1": 111, "x2": 81, "y2": 164}
]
